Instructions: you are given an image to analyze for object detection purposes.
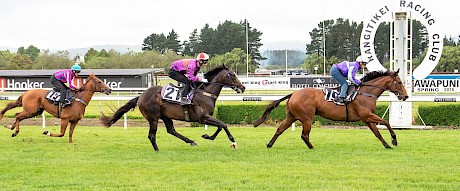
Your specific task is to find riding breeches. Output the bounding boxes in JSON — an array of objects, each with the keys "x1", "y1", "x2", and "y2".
[
  {"x1": 50, "y1": 75, "x2": 69, "y2": 103},
  {"x1": 330, "y1": 66, "x2": 348, "y2": 98},
  {"x1": 168, "y1": 69, "x2": 192, "y2": 96}
]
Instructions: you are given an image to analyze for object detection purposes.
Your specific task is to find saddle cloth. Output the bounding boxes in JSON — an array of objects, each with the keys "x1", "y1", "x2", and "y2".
[
  {"x1": 161, "y1": 83, "x2": 194, "y2": 104},
  {"x1": 45, "y1": 89, "x2": 76, "y2": 107},
  {"x1": 322, "y1": 86, "x2": 358, "y2": 102}
]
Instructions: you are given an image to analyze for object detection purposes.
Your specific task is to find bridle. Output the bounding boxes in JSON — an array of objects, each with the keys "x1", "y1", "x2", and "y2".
[
  {"x1": 196, "y1": 70, "x2": 240, "y2": 98},
  {"x1": 81, "y1": 77, "x2": 108, "y2": 93},
  {"x1": 359, "y1": 75, "x2": 402, "y2": 99},
  {"x1": 204, "y1": 70, "x2": 239, "y2": 90}
]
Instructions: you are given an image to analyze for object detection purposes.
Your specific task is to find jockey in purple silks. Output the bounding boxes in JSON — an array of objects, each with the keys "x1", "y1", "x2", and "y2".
[
  {"x1": 168, "y1": 52, "x2": 209, "y2": 105},
  {"x1": 330, "y1": 55, "x2": 368, "y2": 105},
  {"x1": 51, "y1": 63, "x2": 81, "y2": 113}
]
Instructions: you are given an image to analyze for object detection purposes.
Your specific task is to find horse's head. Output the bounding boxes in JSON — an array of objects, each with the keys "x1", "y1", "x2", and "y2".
[
  {"x1": 387, "y1": 69, "x2": 409, "y2": 101},
  {"x1": 84, "y1": 73, "x2": 112, "y2": 95},
  {"x1": 361, "y1": 69, "x2": 408, "y2": 101},
  {"x1": 204, "y1": 65, "x2": 245, "y2": 93}
]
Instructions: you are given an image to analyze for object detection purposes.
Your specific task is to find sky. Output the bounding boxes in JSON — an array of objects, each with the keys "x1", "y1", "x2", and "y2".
[{"x1": 0, "y1": 0, "x2": 458, "y2": 51}]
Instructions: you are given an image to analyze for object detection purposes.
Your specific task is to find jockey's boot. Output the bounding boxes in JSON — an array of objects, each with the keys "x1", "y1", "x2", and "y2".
[
  {"x1": 180, "y1": 96, "x2": 191, "y2": 105},
  {"x1": 333, "y1": 97, "x2": 346, "y2": 105}
]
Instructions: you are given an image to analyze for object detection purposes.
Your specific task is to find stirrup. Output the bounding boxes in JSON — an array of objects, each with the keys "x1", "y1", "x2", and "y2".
[{"x1": 180, "y1": 97, "x2": 191, "y2": 105}]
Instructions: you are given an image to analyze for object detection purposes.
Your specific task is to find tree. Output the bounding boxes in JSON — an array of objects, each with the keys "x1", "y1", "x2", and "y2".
[
  {"x1": 165, "y1": 29, "x2": 182, "y2": 53},
  {"x1": 245, "y1": 20, "x2": 265, "y2": 70},
  {"x1": 142, "y1": 33, "x2": 167, "y2": 53},
  {"x1": 17, "y1": 45, "x2": 40, "y2": 61},
  {"x1": 207, "y1": 48, "x2": 251, "y2": 75},
  {"x1": 84, "y1": 48, "x2": 100, "y2": 64},
  {"x1": 33, "y1": 50, "x2": 73, "y2": 69},
  {"x1": 0, "y1": 50, "x2": 15, "y2": 70},
  {"x1": 183, "y1": 29, "x2": 200, "y2": 56},
  {"x1": 9, "y1": 54, "x2": 33, "y2": 70},
  {"x1": 197, "y1": 24, "x2": 215, "y2": 54}
]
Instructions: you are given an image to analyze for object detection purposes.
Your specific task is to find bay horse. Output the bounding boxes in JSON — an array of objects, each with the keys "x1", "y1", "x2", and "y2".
[
  {"x1": 253, "y1": 69, "x2": 409, "y2": 149},
  {"x1": 100, "y1": 65, "x2": 245, "y2": 151},
  {"x1": 0, "y1": 73, "x2": 111, "y2": 143}
]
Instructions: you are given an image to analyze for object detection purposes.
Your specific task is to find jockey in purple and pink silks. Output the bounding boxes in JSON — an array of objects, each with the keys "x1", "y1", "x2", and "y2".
[
  {"x1": 330, "y1": 55, "x2": 368, "y2": 104},
  {"x1": 50, "y1": 63, "x2": 81, "y2": 105},
  {"x1": 168, "y1": 52, "x2": 209, "y2": 105}
]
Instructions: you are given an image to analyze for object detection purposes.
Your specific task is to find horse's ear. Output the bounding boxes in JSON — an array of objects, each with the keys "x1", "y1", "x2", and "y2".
[
  {"x1": 395, "y1": 68, "x2": 400, "y2": 75},
  {"x1": 90, "y1": 73, "x2": 95, "y2": 77}
]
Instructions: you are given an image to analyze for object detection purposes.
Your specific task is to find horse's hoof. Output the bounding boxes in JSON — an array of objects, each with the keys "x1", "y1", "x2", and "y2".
[
  {"x1": 266, "y1": 144, "x2": 272, "y2": 148},
  {"x1": 201, "y1": 134, "x2": 211, "y2": 139},
  {"x1": 11, "y1": 133, "x2": 17, "y2": 137},
  {"x1": 231, "y1": 142, "x2": 237, "y2": 149},
  {"x1": 384, "y1": 145, "x2": 393, "y2": 149},
  {"x1": 190, "y1": 142, "x2": 197, "y2": 146},
  {"x1": 392, "y1": 140, "x2": 398, "y2": 146}
]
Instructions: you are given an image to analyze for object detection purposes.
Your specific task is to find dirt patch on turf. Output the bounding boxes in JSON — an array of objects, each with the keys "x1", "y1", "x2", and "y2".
[
  {"x1": 1, "y1": 117, "x2": 457, "y2": 130},
  {"x1": 0, "y1": 117, "x2": 191, "y2": 128}
]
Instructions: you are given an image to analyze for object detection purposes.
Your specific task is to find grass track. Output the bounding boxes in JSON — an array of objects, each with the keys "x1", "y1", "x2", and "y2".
[{"x1": 0, "y1": 125, "x2": 459, "y2": 190}]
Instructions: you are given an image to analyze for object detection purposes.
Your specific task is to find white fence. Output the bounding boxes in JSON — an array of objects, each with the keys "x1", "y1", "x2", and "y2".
[{"x1": 1, "y1": 88, "x2": 459, "y2": 129}]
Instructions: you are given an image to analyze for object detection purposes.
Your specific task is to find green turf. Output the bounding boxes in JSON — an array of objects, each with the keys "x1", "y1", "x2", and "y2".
[{"x1": 0, "y1": 126, "x2": 458, "y2": 190}]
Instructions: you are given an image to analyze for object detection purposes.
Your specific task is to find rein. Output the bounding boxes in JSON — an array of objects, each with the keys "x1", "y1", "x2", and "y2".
[
  {"x1": 358, "y1": 75, "x2": 399, "y2": 99},
  {"x1": 197, "y1": 71, "x2": 238, "y2": 98},
  {"x1": 74, "y1": 77, "x2": 106, "y2": 107}
]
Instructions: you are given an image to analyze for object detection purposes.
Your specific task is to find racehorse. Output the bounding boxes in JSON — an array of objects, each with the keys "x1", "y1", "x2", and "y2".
[
  {"x1": 0, "y1": 73, "x2": 111, "y2": 143},
  {"x1": 253, "y1": 69, "x2": 409, "y2": 149},
  {"x1": 100, "y1": 65, "x2": 245, "y2": 151}
]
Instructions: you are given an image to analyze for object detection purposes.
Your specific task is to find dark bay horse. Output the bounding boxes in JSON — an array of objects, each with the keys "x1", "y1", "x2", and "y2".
[
  {"x1": 100, "y1": 65, "x2": 245, "y2": 151},
  {"x1": 253, "y1": 69, "x2": 409, "y2": 149},
  {"x1": 0, "y1": 73, "x2": 111, "y2": 143}
]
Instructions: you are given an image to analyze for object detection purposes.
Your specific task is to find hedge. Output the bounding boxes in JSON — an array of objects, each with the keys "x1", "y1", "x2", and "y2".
[
  {"x1": 216, "y1": 103, "x2": 391, "y2": 127},
  {"x1": 418, "y1": 104, "x2": 460, "y2": 126}
]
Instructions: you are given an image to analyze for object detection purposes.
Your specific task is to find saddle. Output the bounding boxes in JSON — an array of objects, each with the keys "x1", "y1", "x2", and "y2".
[
  {"x1": 322, "y1": 85, "x2": 358, "y2": 103},
  {"x1": 161, "y1": 83, "x2": 200, "y2": 122},
  {"x1": 161, "y1": 83, "x2": 196, "y2": 105},
  {"x1": 45, "y1": 89, "x2": 76, "y2": 108}
]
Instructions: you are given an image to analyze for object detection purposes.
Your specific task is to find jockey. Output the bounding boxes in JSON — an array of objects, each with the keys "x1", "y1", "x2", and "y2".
[
  {"x1": 330, "y1": 55, "x2": 368, "y2": 104},
  {"x1": 51, "y1": 63, "x2": 81, "y2": 110},
  {"x1": 168, "y1": 52, "x2": 209, "y2": 105}
]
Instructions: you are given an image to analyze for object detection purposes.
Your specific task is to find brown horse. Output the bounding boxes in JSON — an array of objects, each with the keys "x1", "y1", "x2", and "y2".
[
  {"x1": 100, "y1": 65, "x2": 245, "y2": 151},
  {"x1": 0, "y1": 73, "x2": 111, "y2": 143},
  {"x1": 253, "y1": 69, "x2": 409, "y2": 149}
]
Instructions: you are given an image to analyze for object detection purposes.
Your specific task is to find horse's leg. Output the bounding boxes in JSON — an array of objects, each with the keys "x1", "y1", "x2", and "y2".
[
  {"x1": 365, "y1": 122, "x2": 392, "y2": 148},
  {"x1": 379, "y1": 120, "x2": 397, "y2": 146},
  {"x1": 9, "y1": 107, "x2": 44, "y2": 137},
  {"x1": 267, "y1": 115, "x2": 296, "y2": 148},
  {"x1": 10, "y1": 108, "x2": 43, "y2": 137},
  {"x1": 43, "y1": 119, "x2": 69, "y2": 140},
  {"x1": 147, "y1": 119, "x2": 160, "y2": 151},
  {"x1": 299, "y1": 118, "x2": 314, "y2": 149},
  {"x1": 161, "y1": 117, "x2": 197, "y2": 146},
  {"x1": 10, "y1": 112, "x2": 28, "y2": 137},
  {"x1": 201, "y1": 116, "x2": 236, "y2": 145},
  {"x1": 67, "y1": 121, "x2": 79, "y2": 143},
  {"x1": 362, "y1": 112, "x2": 396, "y2": 148}
]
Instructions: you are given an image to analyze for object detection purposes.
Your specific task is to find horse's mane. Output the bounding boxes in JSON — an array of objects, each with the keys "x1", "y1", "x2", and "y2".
[
  {"x1": 361, "y1": 70, "x2": 393, "y2": 82},
  {"x1": 204, "y1": 65, "x2": 228, "y2": 81}
]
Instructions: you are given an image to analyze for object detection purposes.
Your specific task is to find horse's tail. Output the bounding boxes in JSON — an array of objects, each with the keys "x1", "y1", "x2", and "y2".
[
  {"x1": 253, "y1": 93, "x2": 293, "y2": 127},
  {"x1": 0, "y1": 95, "x2": 23, "y2": 120},
  {"x1": 99, "y1": 96, "x2": 139, "y2": 127}
]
